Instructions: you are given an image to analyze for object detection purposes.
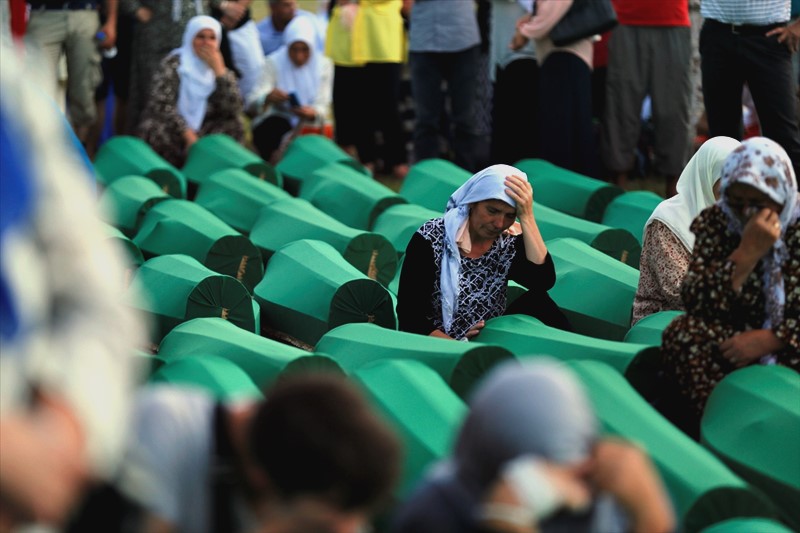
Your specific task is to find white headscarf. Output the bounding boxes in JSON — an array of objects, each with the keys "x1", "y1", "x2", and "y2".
[
  {"x1": 646, "y1": 136, "x2": 741, "y2": 251},
  {"x1": 268, "y1": 15, "x2": 321, "y2": 125},
  {"x1": 441, "y1": 164, "x2": 526, "y2": 332},
  {"x1": 718, "y1": 137, "x2": 799, "y2": 360},
  {"x1": 175, "y1": 16, "x2": 222, "y2": 132}
]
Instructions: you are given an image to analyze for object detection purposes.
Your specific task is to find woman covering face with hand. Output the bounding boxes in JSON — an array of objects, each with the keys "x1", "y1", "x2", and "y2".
[
  {"x1": 137, "y1": 15, "x2": 244, "y2": 167},
  {"x1": 396, "y1": 164, "x2": 571, "y2": 342},
  {"x1": 661, "y1": 137, "x2": 800, "y2": 432}
]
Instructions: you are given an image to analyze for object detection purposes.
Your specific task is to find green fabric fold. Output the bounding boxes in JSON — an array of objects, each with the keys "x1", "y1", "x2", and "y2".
[
  {"x1": 372, "y1": 203, "x2": 443, "y2": 258},
  {"x1": 276, "y1": 134, "x2": 371, "y2": 195},
  {"x1": 698, "y1": 517, "x2": 794, "y2": 533},
  {"x1": 399, "y1": 158, "x2": 471, "y2": 212},
  {"x1": 601, "y1": 190, "x2": 663, "y2": 245},
  {"x1": 624, "y1": 310, "x2": 684, "y2": 346},
  {"x1": 98, "y1": 176, "x2": 171, "y2": 236},
  {"x1": 182, "y1": 133, "x2": 281, "y2": 187},
  {"x1": 150, "y1": 354, "x2": 263, "y2": 400},
  {"x1": 101, "y1": 222, "x2": 144, "y2": 268}
]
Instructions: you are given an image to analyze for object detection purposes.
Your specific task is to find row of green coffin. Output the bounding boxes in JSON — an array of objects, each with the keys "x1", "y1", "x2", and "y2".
[
  {"x1": 94, "y1": 134, "x2": 283, "y2": 199},
  {"x1": 143, "y1": 317, "x2": 788, "y2": 532}
]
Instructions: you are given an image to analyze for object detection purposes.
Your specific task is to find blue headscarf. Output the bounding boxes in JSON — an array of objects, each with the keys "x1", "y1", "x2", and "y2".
[{"x1": 441, "y1": 164, "x2": 528, "y2": 332}]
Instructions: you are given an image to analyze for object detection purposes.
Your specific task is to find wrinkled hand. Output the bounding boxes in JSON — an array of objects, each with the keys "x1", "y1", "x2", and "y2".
[
  {"x1": 766, "y1": 19, "x2": 800, "y2": 53},
  {"x1": 504, "y1": 174, "x2": 534, "y2": 222},
  {"x1": 195, "y1": 43, "x2": 226, "y2": 76},
  {"x1": 739, "y1": 207, "x2": 781, "y2": 261},
  {"x1": 465, "y1": 320, "x2": 485, "y2": 340},
  {"x1": 720, "y1": 329, "x2": 782, "y2": 367}
]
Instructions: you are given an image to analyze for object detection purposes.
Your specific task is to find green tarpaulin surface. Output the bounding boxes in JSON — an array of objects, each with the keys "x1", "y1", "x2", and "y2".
[
  {"x1": 568, "y1": 360, "x2": 778, "y2": 533},
  {"x1": 601, "y1": 190, "x2": 663, "y2": 245},
  {"x1": 194, "y1": 169, "x2": 290, "y2": 233},
  {"x1": 254, "y1": 240, "x2": 397, "y2": 347},
  {"x1": 93, "y1": 135, "x2": 187, "y2": 198},
  {"x1": 157, "y1": 317, "x2": 343, "y2": 389},
  {"x1": 276, "y1": 134, "x2": 370, "y2": 194},
  {"x1": 126, "y1": 255, "x2": 256, "y2": 341},
  {"x1": 353, "y1": 359, "x2": 466, "y2": 497},
  {"x1": 150, "y1": 354, "x2": 264, "y2": 400},
  {"x1": 399, "y1": 158, "x2": 471, "y2": 212},
  {"x1": 702, "y1": 366, "x2": 800, "y2": 529},
  {"x1": 133, "y1": 199, "x2": 263, "y2": 292},
  {"x1": 102, "y1": 222, "x2": 144, "y2": 268},
  {"x1": 182, "y1": 134, "x2": 281, "y2": 187},
  {"x1": 624, "y1": 310, "x2": 684, "y2": 346},
  {"x1": 315, "y1": 322, "x2": 513, "y2": 398},
  {"x1": 250, "y1": 197, "x2": 397, "y2": 285},
  {"x1": 515, "y1": 159, "x2": 624, "y2": 222},
  {"x1": 372, "y1": 203, "x2": 442, "y2": 258},
  {"x1": 699, "y1": 518, "x2": 794, "y2": 533},
  {"x1": 98, "y1": 175, "x2": 170, "y2": 236}
]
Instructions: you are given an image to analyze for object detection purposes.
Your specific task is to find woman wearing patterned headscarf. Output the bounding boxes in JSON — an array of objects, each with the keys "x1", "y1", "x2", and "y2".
[
  {"x1": 661, "y1": 137, "x2": 800, "y2": 432},
  {"x1": 396, "y1": 164, "x2": 570, "y2": 342},
  {"x1": 137, "y1": 15, "x2": 244, "y2": 167}
]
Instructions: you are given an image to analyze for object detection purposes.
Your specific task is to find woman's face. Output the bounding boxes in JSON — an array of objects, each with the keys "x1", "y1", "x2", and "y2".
[
  {"x1": 468, "y1": 200, "x2": 516, "y2": 242},
  {"x1": 289, "y1": 41, "x2": 310, "y2": 67},
  {"x1": 192, "y1": 28, "x2": 217, "y2": 54},
  {"x1": 725, "y1": 182, "x2": 783, "y2": 224}
]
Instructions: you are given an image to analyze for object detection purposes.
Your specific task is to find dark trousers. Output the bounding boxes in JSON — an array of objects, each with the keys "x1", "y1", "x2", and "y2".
[
  {"x1": 701, "y1": 19, "x2": 800, "y2": 176},
  {"x1": 409, "y1": 45, "x2": 481, "y2": 172},
  {"x1": 252, "y1": 115, "x2": 291, "y2": 162},
  {"x1": 332, "y1": 63, "x2": 407, "y2": 169},
  {"x1": 536, "y1": 52, "x2": 595, "y2": 177},
  {"x1": 491, "y1": 58, "x2": 539, "y2": 165}
]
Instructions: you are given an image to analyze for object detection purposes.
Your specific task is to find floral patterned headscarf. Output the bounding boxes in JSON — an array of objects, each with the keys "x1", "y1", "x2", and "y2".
[{"x1": 718, "y1": 137, "x2": 799, "y2": 359}]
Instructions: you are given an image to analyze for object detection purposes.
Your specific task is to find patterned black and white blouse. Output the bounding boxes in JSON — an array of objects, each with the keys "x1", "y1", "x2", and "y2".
[{"x1": 396, "y1": 218, "x2": 556, "y2": 340}]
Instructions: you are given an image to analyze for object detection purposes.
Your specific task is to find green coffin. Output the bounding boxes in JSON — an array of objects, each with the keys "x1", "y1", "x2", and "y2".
[
  {"x1": 276, "y1": 133, "x2": 371, "y2": 195},
  {"x1": 300, "y1": 162, "x2": 408, "y2": 231},
  {"x1": 353, "y1": 359, "x2": 467, "y2": 497},
  {"x1": 399, "y1": 158, "x2": 471, "y2": 212},
  {"x1": 133, "y1": 199, "x2": 264, "y2": 293},
  {"x1": 546, "y1": 238, "x2": 639, "y2": 341},
  {"x1": 537, "y1": 203, "x2": 641, "y2": 268},
  {"x1": 98, "y1": 175, "x2": 171, "y2": 236},
  {"x1": 150, "y1": 354, "x2": 263, "y2": 400},
  {"x1": 601, "y1": 190, "x2": 663, "y2": 244},
  {"x1": 701, "y1": 366, "x2": 800, "y2": 529},
  {"x1": 250, "y1": 198, "x2": 397, "y2": 286},
  {"x1": 624, "y1": 310, "x2": 684, "y2": 346},
  {"x1": 181, "y1": 133, "x2": 281, "y2": 187},
  {"x1": 157, "y1": 317, "x2": 343, "y2": 390},
  {"x1": 93, "y1": 135, "x2": 187, "y2": 198},
  {"x1": 315, "y1": 322, "x2": 514, "y2": 398},
  {"x1": 126, "y1": 255, "x2": 257, "y2": 342},
  {"x1": 699, "y1": 518, "x2": 795, "y2": 533},
  {"x1": 102, "y1": 223, "x2": 145, "y2": 269},
  {"x1": 567, "y1": 360, "x2": 778, "y2": 533},
  {"x1": 372, "y1": 203, "x2": 442, "y2": 258},
  {"x1": 477, "y1": 315, "x2": 659, "y2": 394},
  {"x1": 194, "y1": 168, "x2": 291, "y2": 234},
  {"x1": 254, "y1": 240, "x2": 397, "y2": 348},
  {"x1": 515, "y1": 158, "x2": 624, "y2": 222}
]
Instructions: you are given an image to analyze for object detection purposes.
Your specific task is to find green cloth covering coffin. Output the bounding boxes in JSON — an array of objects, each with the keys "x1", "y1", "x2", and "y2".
[
  {"x1": 601, "y1": 190, "x2": 663, "y2": 244},
  {"x1": 398, "y1": 159, "x2": 640, "y2": 267},
  {"x1": 133, "y1": 199, "x2": 264, "y2": 293},
  {"x1": 624, "y1": 310, "x2": 684, "y2": 346},
  {"x1": 181, "y1": 133, "x2": 282, "y2": 187},
  {"x1": 126, "y1": 255, "x2": 257, "y2": 342},
  {"x1": 275, "y1": 133, "x2": 371, "y2": 195},
  {"x1": 93, "y1": 135, "x2": 187, "y2": 198},
  {"x1": 567, "y1": 360, "x2": 778, "y2": 533},
  {"x1": 701, "y1": 365, "x2": 800, "y2": 530},
  {"x1": 400, "y1": 158, "x2": 471, "y2": 212},
  {"x1": 514, "y1": 158, "x2": 624, "y2": 222},
  {"x1": 315, "y1": 322, "x2": 514, "y2": 398},
  {"x1": 250, "y1": 198, "x2": 397, "y2": 285},
  {"x1": 254, "y1": 240, "x2": 397, "y2": 347},
  {"x1": 699, "y1": 518, "x2": 795, "y2": 533},
  {"x1": 150, "y1": 354, "x2": 264, "y2": 401},
  {"x1": 193, "y1": 168, "x2": 291, "y2": 234},
  {"x1": 353, "y1": 359, "x2": 467, "y2": 497},
  {"x1": 300, "y1": 162, "x2": 407, "y2": 231},
  {"x1": 477, "y1": 315, "x2": 659, "y2": 395},
  {"x1": 157, "y1": 317, "x2": 343, "y2": 389},
  {"x1": 372, "y1": 203, "x2": 442, "y2": 258},
  {"x1": 101, "y1": 222, "x2": 144, "y2": 269},
  {"x1": 98, "y1": 176, "x2": 171, "y2": 237},
  {"x1": 546, "y1": 237, "x2": 639, "y2": 341}
]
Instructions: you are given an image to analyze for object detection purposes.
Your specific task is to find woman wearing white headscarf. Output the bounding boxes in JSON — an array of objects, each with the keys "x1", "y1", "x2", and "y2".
[
  {"x1": 137, "y1": 15, "x2": 244, "y2": 167},
  {"x1": 396, "y1": 164, "x2": 570, "y2": 342},
  {"x1": 391, "y1": 359, "x2": 675, "y2": 533},
  {"x1": 661, "y1": 137, "x2": 800, "y2": 430},
  {"x1": 632, "y1": 137, "x2": 741, "y2": 325},
  {"x1": 246, "y1": 15, "x2": 333, "y2": 163}
]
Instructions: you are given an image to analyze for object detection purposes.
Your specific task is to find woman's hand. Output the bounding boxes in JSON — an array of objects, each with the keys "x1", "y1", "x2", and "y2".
[
  {"x1": 504, "y1": 174, "x2": 534, "y2": 223},
  {"x1": 195, "y1": 44, "x2": 227, "y2": 77},
  {"x1": 266, "y1": 89, "x2": 289, "y2": 105},
  {"x1": 720, "y1": 329, "x2": 784, "y2": 367},
  {"x1": 729, "y1": 208, "x2": 781, "y2": 290},
  {"x1": 465, "y1": 320, "x2": 485, "y2": 340},
  {"x1": 183, "y1": 128, "x2": 199, "y2": 149},
  {"x1": 292, "y1": 105, "x2": 316, "y2": 121}
]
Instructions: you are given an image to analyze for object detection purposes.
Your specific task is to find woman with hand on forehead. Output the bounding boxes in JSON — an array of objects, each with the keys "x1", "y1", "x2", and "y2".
[
  {"x1": 397, "y1": 164, "x2": 571, "y2": 342},
  {"x1": 661, "y1": 137, "x2": 800, "y2": 432}
]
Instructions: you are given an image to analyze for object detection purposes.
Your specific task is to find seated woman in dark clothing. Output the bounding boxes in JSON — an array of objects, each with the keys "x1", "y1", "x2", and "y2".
[
  {"x1": 661, "y1": 137, "x2": 800, "y2": 434},
  {"x1": 396, "y1": 164, "x2": 571, "y2": 341}
]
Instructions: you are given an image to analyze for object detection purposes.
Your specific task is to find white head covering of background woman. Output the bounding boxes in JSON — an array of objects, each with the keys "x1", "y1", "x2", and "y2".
[
  {"x1": 268, "y1": 15, "x2": 321, "y2": 125},
  {"x1": 175, "y1": 16, "x2": 222, "y2": 132},
  {"x1": 441, "y1": 164, "x2": 527, "y2": 332}
]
